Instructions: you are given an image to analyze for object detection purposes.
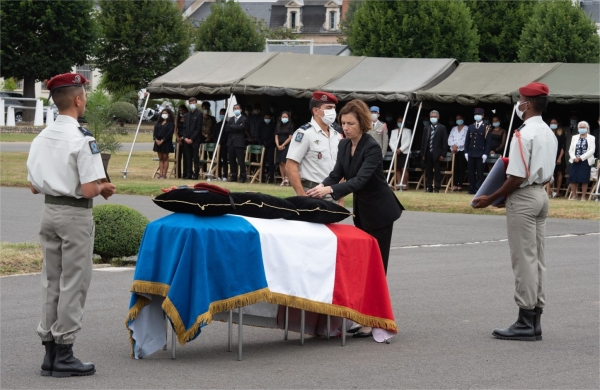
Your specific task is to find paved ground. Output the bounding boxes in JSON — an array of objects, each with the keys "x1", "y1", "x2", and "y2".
[
  {"x1": 1, "y1": 187, "x2": 599, "y2": 389},
  {"x1": 0, "y1": 142, "x2": 154, "y2": 153}
]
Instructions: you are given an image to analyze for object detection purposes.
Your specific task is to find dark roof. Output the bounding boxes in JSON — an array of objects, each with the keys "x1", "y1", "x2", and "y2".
[
  {"x1": 269, "y1": 5, "x2": 287, "y2": 28},
  {"x1": 189, "y1": 2, "x2": 212, "y2": 26},
  {"x1": 239, "y1": 2, "x2": 273, "y2": 23},
  {"x1": 301, "y1": 5, "x2": 326, "y2": 33},
  {"x1": 581, "y1": 0, "x2": 600, "y2": 23},
  {"x1": 265, "y1": 44, "x2": 349, "y2": 55}
]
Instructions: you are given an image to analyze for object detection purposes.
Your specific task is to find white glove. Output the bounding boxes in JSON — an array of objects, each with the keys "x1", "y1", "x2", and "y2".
[
  {"x1": 482, "y1": 154, "x2": 487, "y2": 163},
  {"x1": 464, "y1": 153, "x2": 468, "y2": 161}
]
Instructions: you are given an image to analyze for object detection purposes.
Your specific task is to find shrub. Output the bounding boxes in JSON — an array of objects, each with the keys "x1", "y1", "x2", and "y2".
[
  {"x1": 109, "y1": 101, "x2": 138, "y2": 126},
  {"x1": 93, "y1": 204, "x2": 149, "y2": 263}
]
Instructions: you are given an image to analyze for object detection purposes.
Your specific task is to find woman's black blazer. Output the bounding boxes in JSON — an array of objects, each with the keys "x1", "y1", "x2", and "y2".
[{"x1": 323, "y1": 133, "x2": 404, "y2": 231}]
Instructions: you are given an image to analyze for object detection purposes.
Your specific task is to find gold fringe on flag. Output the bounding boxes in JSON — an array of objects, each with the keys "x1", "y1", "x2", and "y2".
[{"x1": 267, "y1": 293, "x2": 398, "y2": 332}]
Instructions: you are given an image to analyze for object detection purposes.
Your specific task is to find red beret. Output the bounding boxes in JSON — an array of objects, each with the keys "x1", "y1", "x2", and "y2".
[
  {"x1": 519, "y1": 82, "x2": 549, "y2": 97},
  {"x1": 312, "y1": 91, "x2": 338, "y2": 104},
  {"x1": 46, "y1": 73, "x2": 88, "y2": 96}
]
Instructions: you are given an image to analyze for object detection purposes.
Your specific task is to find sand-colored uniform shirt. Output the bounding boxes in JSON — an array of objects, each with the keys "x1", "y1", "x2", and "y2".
[
  {"x1": 286, "y1": 118, "x2": 341, "y2": 183},
  {"x1": 506, "y1": 115, "x2": 558, "y2": 188},
  {"x1": 27, "y1": 115, "x2": 106, "y2": 198}
]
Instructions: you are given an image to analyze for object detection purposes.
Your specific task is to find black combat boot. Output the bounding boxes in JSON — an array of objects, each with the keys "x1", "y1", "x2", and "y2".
[
  {"x1": 492, "y1": 308, "x2": 536, "y2": 341},
  {"x1": 534, "y1": 307, "x2": 543, "y2": 341},
  {"x1": 40, "y1": 340, "x2": 56, "y2": 376},
  {"x1": 52, "y1": 344, "x2": 96, "y2": 378}
]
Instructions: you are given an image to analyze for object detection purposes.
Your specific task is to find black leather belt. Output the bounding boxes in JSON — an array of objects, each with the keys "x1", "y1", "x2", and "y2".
[
  {"x1": 301, "y1": 180, "x2": 320, "y2": 189},
  {"x1": 45, "y1": 195, "x2": 93, "y2": 209}
]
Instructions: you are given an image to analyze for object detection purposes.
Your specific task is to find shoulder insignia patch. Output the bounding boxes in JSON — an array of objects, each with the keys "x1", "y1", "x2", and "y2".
[
  {"x1": 295, "y1": 132, "x2": 304, "y2": 142},
  {"x1": 78, "y1": 126, "x2": 93, "y2": 137},
  {"x1": 89, "y1": 140, "x2": 100, "y2": 154},
  {"x1": 299, "y1": 123, "x2": 312, "y2": 130}
]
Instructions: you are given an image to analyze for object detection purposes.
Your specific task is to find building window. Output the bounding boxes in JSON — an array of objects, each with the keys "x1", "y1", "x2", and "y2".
[
  {"x1": 76, "y1": 64, "x2": 93, "y2": 90},
  {"x1": 16, "y1": 79, "x2": 24, "y2": 89},
  {"x1": 330, "y1": 11, "x2": 336, "y2": 30},
  {"x1": 291, "y1": 11, "x2": 296, "y2": 29}
]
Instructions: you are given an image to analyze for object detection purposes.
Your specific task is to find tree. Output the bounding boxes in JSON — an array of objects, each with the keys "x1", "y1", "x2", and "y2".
[
  {"x1": 256, "y1": 18, "x2": 299, "y2": 40},
  {"x1": 0, "y1": 78, "x2": 18, "y2": 91},
  {"x1": 0, "y1": 0, "x2": 96, "y2": 120},
  {"x1": 195, "y1": 0, "x2": 264, "y2": 52},
  {"x1": 339, "y1": 0, "x2": 363, "y2": 45},
  {"x1": 347, "y1": 0, "x2": 479, "y2": 61},
  {"x1": 519, "y1": 0, "x2": 600, "y2": 63},
  {"x1": 466, "y1": 0, "x2": 537, "y2": 62},
  {"x1": 95, "y1": 0, "x2": 193, "y2": 93}
]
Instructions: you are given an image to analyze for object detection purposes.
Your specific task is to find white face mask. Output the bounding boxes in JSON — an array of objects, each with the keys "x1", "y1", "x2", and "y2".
[
  {"x1": 515, "y1": 101, "x2": 528, "y2": 120},
  {"x1": 161, "y1": 114, "x2": 169, "y2": 119},
  {"x1": 189, "y1": 103, "x2": 196, "y2": 111},
  {"x1": 371, "y1": 113, "x2": 378, "y2": 121},
  {"x1": 320, "y1": 109, "x2": 337, "y2": 126}
]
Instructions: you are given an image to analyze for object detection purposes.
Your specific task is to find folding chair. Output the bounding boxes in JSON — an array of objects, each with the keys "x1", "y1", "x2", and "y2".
[
  {"x1": 408, "y1": 151, "x2": 425, "y2": 190},
  {"x1": 152, "y1": 142, "x2": 177, "y2": 179},
  {"x1": 440, "y1": 152, "x2": 453, "y2": 193},
  {"x1": 245, "y1": 145, "x2": 265, "y2": 184},
  {"x1": 199, "y1": 143, "x2": 220, "y2": 179}
]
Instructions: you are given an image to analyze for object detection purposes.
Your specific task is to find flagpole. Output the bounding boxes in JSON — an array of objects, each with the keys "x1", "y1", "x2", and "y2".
[{"x1": 399, "y1": 102, "x2": 423, "y2": 191}]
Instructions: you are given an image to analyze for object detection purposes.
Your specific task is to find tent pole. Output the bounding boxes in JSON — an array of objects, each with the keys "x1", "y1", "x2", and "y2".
[
  {"x1": 205, "y1": 93, "x2": 234, "y2": 182},
  {"x1": 122, "y1": 93, "x2": 150, "y2": 179},
  {"x1": 503, "y1": 104, "x2": 517, "y2": 157},
  {"x1": 386, "y1": 102, "x2": 410, "y2": 184},
  {"x1": 400, "y1": 102, "x2": 423, "y2": 190}
]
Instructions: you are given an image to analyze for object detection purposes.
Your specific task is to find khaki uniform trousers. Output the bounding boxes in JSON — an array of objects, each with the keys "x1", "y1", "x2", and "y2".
[
  {"x1": 37, "y1": 204, "x2": 94, "y2": 344},
  {"x1": 506, "y1": 185, "x2": 548, "y2": 310}
]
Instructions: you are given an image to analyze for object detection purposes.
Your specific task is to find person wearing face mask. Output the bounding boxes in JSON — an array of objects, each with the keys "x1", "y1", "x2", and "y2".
[
  {"x1": 448, "y1": 114, "x2": 468, "y2": 191},
  {"x1": 488, "y1": 115, "x2": 507, "y2": 157},
  {"x1": 546, "y1": 118, "x2": 566, "y2": 198},
  {"x1": 465, "y1": 108, "x2": 492, "y2": 194},
  {"x1": 258, "y1": 112, "x2": 277, "y2": 183},
  {"x1": 286, "y1": 91, "x2": 342, "y2": 199},
  {"x1": 175, "y1": 105, "x2": 189, "y2": 178},
  {"x1": 473, "y1": 82, "x2": 557, "y2": 342},
  {"x1": 200, "y1": 101, "x2": 214, "y2": 144},
  {"x1": 181, "y1": 97, "x2": 204, "y2": 180},
  {"x1": 567, "y1": 121, "x2": 596, "y2": 201},
  {"x1": 153, "y1": 109, "x2": 175, "y2": 179},
  {"x1": 388, "y1": 115, "x2": 412, "y2": 190},
  {"x1": 366, "y1": 106, "x2": 388, "y2": 157},
  {"x1": 212, "y1": 108, "x2": 228, "y2": 181},
  {"x1": 275, "y1": 111, "x2": 294, "y2": 186},
  {"x1": 226, "y1": 104, "x2": 251, "y2": 183},
  {"x1": 420, "y1": 110, "x2": 448, "y2": 193},
  {"x1": 27, "y1": 73, "x2": 116, "y2": 377},
  {"x1": 248, "y1": 103, "x2": 262, "y2": 145}
]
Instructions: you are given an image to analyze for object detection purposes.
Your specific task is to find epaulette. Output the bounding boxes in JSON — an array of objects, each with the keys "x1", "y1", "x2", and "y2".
[
  {"x1": 299, "y1": 123, "x2": 312, "y2": 130},
  {"x1": 78, "y1": 126, "x2": 93, "y2": 137}
]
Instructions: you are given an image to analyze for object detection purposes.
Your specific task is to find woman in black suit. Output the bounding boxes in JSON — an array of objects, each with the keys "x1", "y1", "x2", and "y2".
[
  {"x1": 307, "y1": 100, "x2": 404, "y2": 336},
  {"x1": 153, "y1": 109, "x2": 175, "y2": 179}
]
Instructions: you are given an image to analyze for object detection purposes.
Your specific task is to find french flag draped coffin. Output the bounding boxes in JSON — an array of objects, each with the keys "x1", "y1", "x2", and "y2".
[{"x1": 127, "y1": 213, "x2": 397, "y2": 358}]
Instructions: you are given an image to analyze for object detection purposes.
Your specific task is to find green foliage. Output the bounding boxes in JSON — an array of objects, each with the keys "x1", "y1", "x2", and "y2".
[
  {"x1": 0, "y1": 0, "x2": 96, "y2": 85},
  {"x1": 109, "y1": 101, "x2": 138, "y2": 126},
  {"x1": 84, "y1": 88, "x2": 122, "y2": 154},
  {"x1": 347, "y1": 0, "x2": 479, "y2": 61},
  {"x1": 338, "y1": 0, "x2": 363, "y2": 45},
  {"x1": 93, "y1": 204, "x2": 149, "y2": 263},
  {"x1": 40, "y1": 97, "x2": 49, "y2": 106},
  {"x1": 95, "y1": 0, "x2": 193, "y2": 93},
  {"x1": 1, "y1": 78, "x2": 18, "y2": 91},
  {"x1": 255, "y1": 18, "x2": 299, "y2": 40},
  {"x1": 519, "y1": 0, "x2": 600, "y2": 63},
  {"x1": 466, "y1": 0, "x2": 537, "y2": 62},
  {"x1": 195, "y1": 0, "x2": 264, "y2": 52}
]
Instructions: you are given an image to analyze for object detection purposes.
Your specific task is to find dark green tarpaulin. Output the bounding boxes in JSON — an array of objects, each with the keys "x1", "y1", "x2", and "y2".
[
  {"x1": 415, "y1": 62, "x2": 561, "y2": 105},
  {"x1": 536, "y1": 63, "x2": 600, "y2": 104}
]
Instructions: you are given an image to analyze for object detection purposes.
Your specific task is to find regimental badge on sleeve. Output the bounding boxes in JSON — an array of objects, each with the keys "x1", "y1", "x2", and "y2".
[
  {"x1": 89, "y1": 140, "x2": 100, "y2": 154},
  {"x1": 295, "y1": 132, "x2": 304, "y2": 142}
]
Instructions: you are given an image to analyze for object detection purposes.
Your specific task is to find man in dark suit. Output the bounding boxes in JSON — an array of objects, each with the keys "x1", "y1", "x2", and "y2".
[
  {"x1": 465, "y1": 107, "x2": 492, "y2": 194},
  {"x1": 258, "y1": 112, "x2": 276, "y2": 183},
  {"x1": 226, "y1": 103, "x2": 251, "y2": 182},
  {"x1": 182, "y1": 97, "x2": 204, "y2": 180},
  {"x1": 420, "y1": 110, "x2": 448, "y2": 193}
]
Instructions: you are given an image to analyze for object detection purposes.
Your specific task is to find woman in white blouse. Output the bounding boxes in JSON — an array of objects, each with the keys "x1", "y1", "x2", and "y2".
[
  {"x1": 568, "y1": 121, "x2": 596, "y2": 200},
  {"x1": 447, "y1": 114, "x2": 468, "y2": 191},
  {"x1": 388, "y1": 115, "x2": 412, "y2": 190}
]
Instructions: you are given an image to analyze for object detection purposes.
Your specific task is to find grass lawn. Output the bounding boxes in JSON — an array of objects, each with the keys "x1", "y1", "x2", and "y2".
[
  {"x1": 0, "y1": 242, "x2": 43, "y2": 276},
  {"x1": 0, "y1": 132, "x2": 155, "y2": 144},
  {"x1": 2, "y1": 150, "x2": 599, "y2": 220}
]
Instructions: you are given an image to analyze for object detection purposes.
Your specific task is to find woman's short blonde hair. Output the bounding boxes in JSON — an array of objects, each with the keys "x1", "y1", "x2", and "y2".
[{"x1": 338, "y1": 99, "x2": 372, "y2": 134}]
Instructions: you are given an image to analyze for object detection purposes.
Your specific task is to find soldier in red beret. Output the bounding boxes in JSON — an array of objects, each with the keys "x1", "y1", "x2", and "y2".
[
  {"x1": 473, "y1": 82, "x2": 557, "y2": 342},
  {"x1": 27, "y1": 73, "x2": 116, "y2": 377},
  {"x1": 286, "y1": 91, "x2": 343, "y2": 200}
]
